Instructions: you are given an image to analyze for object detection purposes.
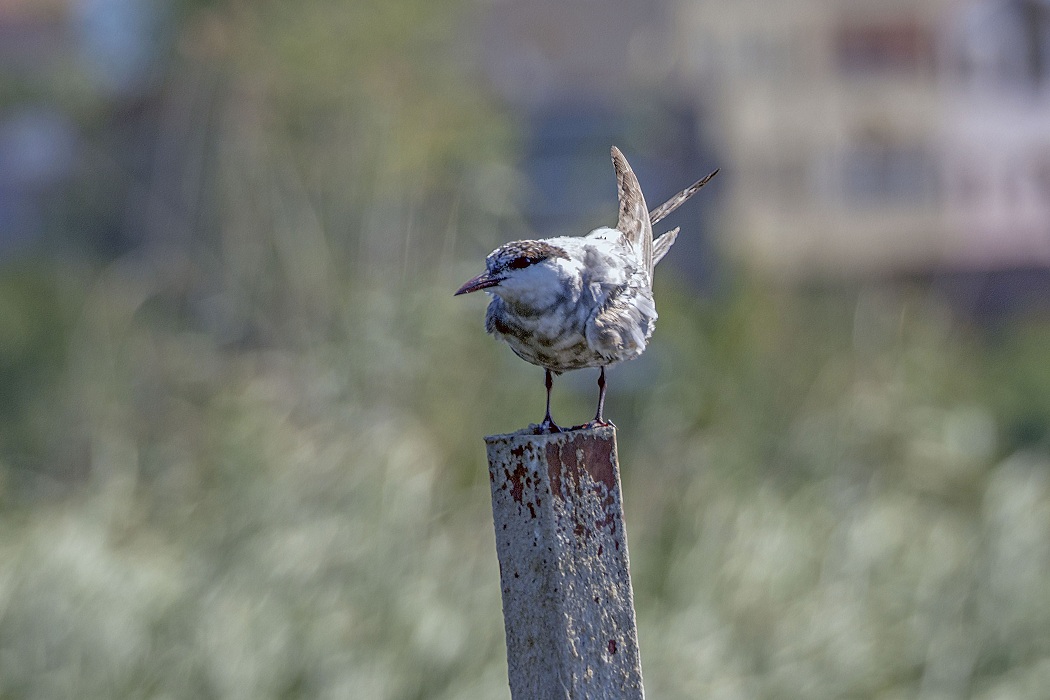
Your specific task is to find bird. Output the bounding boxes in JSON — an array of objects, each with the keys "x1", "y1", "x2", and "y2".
[{"x1": 455, "y1": 146, "x2": 718, "y2": 433}]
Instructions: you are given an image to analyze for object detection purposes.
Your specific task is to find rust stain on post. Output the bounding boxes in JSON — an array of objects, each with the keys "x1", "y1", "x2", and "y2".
[{"x1": 485, "y1": 425, "x2": 644, "y2": 700}]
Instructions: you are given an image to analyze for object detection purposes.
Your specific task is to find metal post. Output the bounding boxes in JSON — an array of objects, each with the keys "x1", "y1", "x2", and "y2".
[{"x1": 485, "y1": 425, "x2": 645, "y2": 699}]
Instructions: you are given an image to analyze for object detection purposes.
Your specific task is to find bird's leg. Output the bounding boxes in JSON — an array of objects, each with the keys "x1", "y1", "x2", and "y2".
[
  {"x1": 574, "y1": 366, "x2": 613, "y2": 430},
  {"x1": 536, "y1": 368, "x2": 562, "y2": 434},
  {"x1": 592, "y1": 366, "x2": 611, "y2": 426}
]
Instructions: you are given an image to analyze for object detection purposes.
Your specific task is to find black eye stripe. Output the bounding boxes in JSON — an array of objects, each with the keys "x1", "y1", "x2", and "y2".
[{"x1": 488, "y1": 241, "x2": 569, "y2": 272}]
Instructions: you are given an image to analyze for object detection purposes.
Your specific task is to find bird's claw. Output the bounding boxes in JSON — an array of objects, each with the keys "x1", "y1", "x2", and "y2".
[
  {"x1": 571, "y1": 419, "x2": 614, "y2": 431},
  {"x1": 533, "y1": 419, "x2": 563, "y2": 434}
]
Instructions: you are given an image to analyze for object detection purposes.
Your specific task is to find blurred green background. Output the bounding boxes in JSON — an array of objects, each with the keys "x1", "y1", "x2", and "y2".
[{"x1": 2, "y1": 0, "x2": 1050, "y2": 698}]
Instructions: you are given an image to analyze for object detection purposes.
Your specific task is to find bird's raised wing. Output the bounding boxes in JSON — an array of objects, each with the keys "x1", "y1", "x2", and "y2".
[
  {"x1": 649, "y1": 168, "x2": 719, "y2": 226},
  {"x1": 611, "y1": 146, "x2": 653, "y2": 277}
]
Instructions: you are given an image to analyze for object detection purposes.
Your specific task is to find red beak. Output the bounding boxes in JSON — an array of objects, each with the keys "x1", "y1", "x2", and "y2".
[{"x1": 455, "y1": 271, "x2": 501, "y2": 296}]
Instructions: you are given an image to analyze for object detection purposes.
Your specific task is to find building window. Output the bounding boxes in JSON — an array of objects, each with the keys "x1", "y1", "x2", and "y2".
[
  {"x1": 954, "y1": 0, "x2": 1050, "y2": 90},
  {"x1": 836, "y1": 20, "x2": 936, "y2": 77},
  {"x1": 840, "y1": 137, "x2": 937, "y2": 205}
]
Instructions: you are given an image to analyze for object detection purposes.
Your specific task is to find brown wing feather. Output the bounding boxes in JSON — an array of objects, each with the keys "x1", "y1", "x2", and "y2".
[
  {"x1": 611, "y1": 146, "x2": 653, "y2": 277},
  {"x1": 649, "y1": 168, "x2": 719, "y2": 226}
]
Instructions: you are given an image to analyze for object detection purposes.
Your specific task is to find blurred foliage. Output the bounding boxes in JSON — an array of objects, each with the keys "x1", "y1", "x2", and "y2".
[{"x1": 0, "y1": 0, "x2": 1049, "y2": 698}]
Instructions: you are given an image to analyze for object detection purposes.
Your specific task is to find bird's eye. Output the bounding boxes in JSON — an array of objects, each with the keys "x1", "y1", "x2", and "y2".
[{"x1": 508, "y1": 257, "x2": 533, "y2": 270}]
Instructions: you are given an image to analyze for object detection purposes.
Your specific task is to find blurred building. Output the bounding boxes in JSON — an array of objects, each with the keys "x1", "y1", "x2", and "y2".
[
  {"x1": 942, "y1": 0, "x2": 1050, "y2": 270},
  {"x1": 676, "y1": 0, "x2": 1050, "y2": 279},
  {"x1": 483, "y1": 0, "x2": 1050, "y2": 282}
]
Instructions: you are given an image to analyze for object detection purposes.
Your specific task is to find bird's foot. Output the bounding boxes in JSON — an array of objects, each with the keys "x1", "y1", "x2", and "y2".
[
  {"x1": 571, "y1": 419, "x2": 615, "y2": 431},
  {"x1": 532, "y1": 417, "x2": 563, "y2": 434}
]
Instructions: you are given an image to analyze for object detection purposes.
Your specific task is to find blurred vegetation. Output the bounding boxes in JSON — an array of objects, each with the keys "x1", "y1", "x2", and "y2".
[{"x1": 0, "y1": 1, "x2": 1049, "y2": 698}]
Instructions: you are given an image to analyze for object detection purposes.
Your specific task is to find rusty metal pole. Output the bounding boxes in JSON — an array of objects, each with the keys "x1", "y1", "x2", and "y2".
[{"x1": 484, "y1": 425, "x2": 645, "y2": 699}]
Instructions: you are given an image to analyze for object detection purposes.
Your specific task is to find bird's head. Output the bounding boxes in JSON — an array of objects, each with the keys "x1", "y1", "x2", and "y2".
[{"x1": 455, "y1": 240, "x2": 571, "y2": 297}]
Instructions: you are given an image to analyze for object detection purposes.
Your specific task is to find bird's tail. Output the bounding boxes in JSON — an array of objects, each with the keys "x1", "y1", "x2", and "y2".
[
  {"x1": 652, "y1": 227, "x2": 679, "y2": 266},
  {"x1": 611, "y1": 146, "x2": 654, "y2": 277}
]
